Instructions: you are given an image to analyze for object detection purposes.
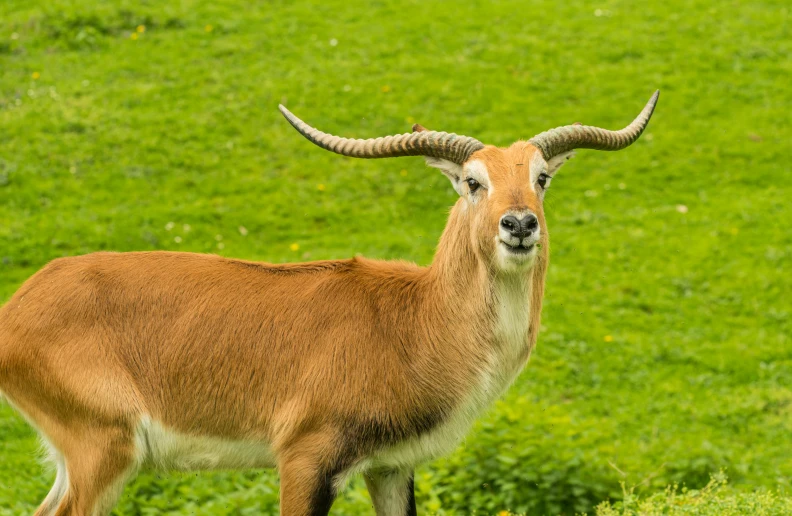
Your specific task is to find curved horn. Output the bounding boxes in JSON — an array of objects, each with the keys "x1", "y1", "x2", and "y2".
[
  {"x1": 528, "y1": 90, "x2": 659, "y2": 160},
  {"x1": 279, "y1": 105, "x2": 485, "y2": 165}
]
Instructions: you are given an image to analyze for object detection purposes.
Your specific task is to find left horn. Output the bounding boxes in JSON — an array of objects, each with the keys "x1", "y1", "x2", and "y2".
[
  {"x1": 279, "y1": 105, "x2": 484, "y2": 165},
  {"x1": 528, "y1": 90, "x2": 659, "y2": 160}
]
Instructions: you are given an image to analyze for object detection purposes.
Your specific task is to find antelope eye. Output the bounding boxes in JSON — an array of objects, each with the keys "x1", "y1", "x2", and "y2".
[
  {"x1": 537, "y1": 173, "x2": 550, "y2": 189},
  {"x1": 466, "y1": 178, "x2": 481, "y2": 193}
]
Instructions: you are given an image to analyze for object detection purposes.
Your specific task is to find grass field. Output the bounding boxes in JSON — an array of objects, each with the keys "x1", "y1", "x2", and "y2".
[{"x1": 1, "y1": 0, "x2": 791, "y2": 514}]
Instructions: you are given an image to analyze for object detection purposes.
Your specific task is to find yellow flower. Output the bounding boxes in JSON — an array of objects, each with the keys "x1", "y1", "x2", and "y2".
[
  {"x1": 290, "y1": 243, "x2": 300, "y2": 252},
  {"x1": 730, "y1": 227, "x2": 739, "y2": 235},
  {"x1": 205, "y1": 24, "x2": 214, "y2": 32},
  {"x1": 136, "y1": 25, "x2": 146, "y2": 33},
  {"x1": 31, "y1": 72, "x2": 40, "y2": 80},
  {"x1": 499, "y1": 511, "x2": 510, "y2": 516},
  {"x1": 317, "y1": 184, "x2": 326, "y2": 191},
  {"x1": 604, "y1": 335, "x2": 614, "y2": 342},
  {"x1": 381, "y1": 85, "x2": 391, "y2": 93},
  {"x1": 400, "y1": 170, "x2": 408, "y2": 177},
  {"x1": 130, "y1": 32, "x2": 138, "y2": 40}
]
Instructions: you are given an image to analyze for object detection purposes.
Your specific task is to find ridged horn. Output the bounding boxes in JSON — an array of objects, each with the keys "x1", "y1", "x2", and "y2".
[
  {"x1": 528, "y1": 90, "x2": 659, "y2": 160},
  {"x1": 279, "y1": 105, "x2": 485, "y2": 165}
]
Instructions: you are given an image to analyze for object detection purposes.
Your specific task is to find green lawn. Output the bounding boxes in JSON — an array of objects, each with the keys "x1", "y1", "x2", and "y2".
[{"x1": 1, "y1": 0, "x2": 790, "y2": 514}]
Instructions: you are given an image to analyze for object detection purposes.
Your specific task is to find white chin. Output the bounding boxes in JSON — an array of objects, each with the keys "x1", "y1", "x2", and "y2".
[{"x1": 497, "y1": 242, "x2": 537, "y2": 269}]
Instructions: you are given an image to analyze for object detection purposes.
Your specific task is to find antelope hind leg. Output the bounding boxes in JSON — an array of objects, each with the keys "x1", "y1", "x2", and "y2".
[{"x1": 44, "y1": 425, "x2": 139, "y2": 516}]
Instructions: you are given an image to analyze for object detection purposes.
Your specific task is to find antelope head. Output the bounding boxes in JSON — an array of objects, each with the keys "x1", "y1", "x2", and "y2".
[{"x1": 279, "y1": 91, "x2": 658, "y2": 273}]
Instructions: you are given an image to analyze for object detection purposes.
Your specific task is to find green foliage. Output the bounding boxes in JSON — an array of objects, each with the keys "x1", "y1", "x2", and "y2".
[
  {"x1": 596, "y1": 474, "x2": 792, "y2": 516},
  {"x1": 1, "y1": 0, "x2": 791, "y2": 514}
]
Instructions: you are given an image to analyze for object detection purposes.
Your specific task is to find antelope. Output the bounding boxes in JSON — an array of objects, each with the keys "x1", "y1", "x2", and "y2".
[{"x1": 0, "y1": 91, "x2": 658, "y2": 516}]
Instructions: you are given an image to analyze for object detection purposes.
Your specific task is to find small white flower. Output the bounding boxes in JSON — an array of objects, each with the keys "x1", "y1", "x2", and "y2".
[
  {"x1": 217, "y1": 242, "x2": 225, "y2": 250},
  {"x1": 165, "y1": 222, "x2": 175, "y2": 231},
  {"x1": 329, "y1": 38, "x2": 338, "y2": 46},
  {"x1": 183, "y1": 224, "x2": 191, "y2": 232},
  {"x1": 238, "y1": 226, "x2": 248, "y2": 236},
  {"x1": 618, "y1": 183, "x2": 627, "y2": 190},
  {"x1": 676, "y1": 204, "x2": 689, "y2": 213},
  {"x1": 174, "y1": 236, "x2": 182, "y2": 243},
  {"x1": 215, "y1": 234, "x2": 223, "y2": 241},
  {"x1": 11, "y1": 33, "x2": 19, "y2": 40}
]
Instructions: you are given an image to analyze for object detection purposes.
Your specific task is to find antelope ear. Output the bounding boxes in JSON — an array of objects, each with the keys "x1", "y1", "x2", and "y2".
[
  {"x1": 415, "y1": 123, "x2": 466, "y2": 195},
  {"x1": 425, "y1": 157, "x2": 465, "y2": 196},
  {"x1": 546, "y1": 151, "x2": 575, "y2": 174}
]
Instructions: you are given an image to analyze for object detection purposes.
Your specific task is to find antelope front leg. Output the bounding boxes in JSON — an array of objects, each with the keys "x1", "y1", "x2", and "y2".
[
  {"x1": 278, "y1": 459, "x2": 339, "y2": 516},
  {"x1": 364, "y1": 469, "x2": 417, "y2": 516},
  {"x1": 278, "y1": 431, "x2": 353, "y2": 516}
]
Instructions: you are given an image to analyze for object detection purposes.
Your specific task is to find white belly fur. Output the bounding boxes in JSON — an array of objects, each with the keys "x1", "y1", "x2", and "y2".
[{"x1": 135, "y1": 418, "x2": 276, "y2": 471}]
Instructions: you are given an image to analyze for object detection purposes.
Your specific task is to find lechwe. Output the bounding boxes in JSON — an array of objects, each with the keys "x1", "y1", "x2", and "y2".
[{"x1": 0, "y1": 91, "x2": 658, "y2": 515}]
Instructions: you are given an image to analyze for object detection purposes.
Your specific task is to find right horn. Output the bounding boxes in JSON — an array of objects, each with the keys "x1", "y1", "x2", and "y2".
[
  {"x1": 528, "y1": 90, "x2": 659, "y2": 161},
  {"x1": 279, "y1": 105, "x2": 485, "y2": 165}
]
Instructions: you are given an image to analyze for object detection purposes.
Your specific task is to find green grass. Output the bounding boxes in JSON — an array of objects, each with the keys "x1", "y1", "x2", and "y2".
[{"x1": 1, "y1": 0, "x2": 790, "y2": 514}]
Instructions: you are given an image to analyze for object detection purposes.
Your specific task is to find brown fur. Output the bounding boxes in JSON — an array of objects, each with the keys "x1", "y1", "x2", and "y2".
[{"x1": 0, "y1": 142, "x2": 554, "y2": 515}]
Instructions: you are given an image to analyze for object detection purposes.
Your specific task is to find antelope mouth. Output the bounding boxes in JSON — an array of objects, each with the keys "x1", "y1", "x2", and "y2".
[{"x1": 500, "y1": 241, "x2": 536, "y2": 255}]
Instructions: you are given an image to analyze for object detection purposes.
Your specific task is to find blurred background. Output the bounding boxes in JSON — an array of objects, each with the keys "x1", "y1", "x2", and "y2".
[{"x1": 1, "y1": 0, "x2": 790, "y2": 514}]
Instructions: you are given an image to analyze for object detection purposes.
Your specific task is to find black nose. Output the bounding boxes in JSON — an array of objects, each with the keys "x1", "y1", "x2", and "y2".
[{"x1": 500, "y1": 214, "x2": 538, "y2": 239}]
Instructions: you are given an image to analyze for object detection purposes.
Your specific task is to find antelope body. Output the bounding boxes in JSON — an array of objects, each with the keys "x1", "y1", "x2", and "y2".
[{"x1": 0, "y1": 91, "x2": 658, "y2": 515}]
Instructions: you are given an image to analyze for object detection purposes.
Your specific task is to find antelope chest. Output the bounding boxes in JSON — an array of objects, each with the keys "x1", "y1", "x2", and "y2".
[
  {"x1": 491, "y1": 274, "x2": 534, "y2": 385},
  {"x1": 369, "y1": 275, "x2": 533, "y2": 471}
]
